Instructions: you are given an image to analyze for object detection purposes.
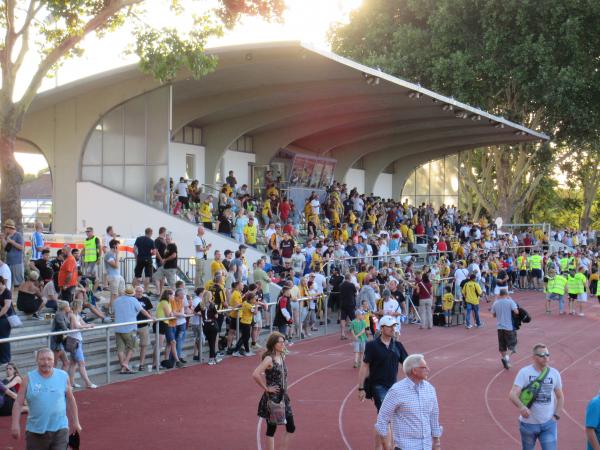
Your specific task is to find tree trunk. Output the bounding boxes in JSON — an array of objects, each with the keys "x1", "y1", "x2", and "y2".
[
  {"x1": 580, "y1": 178, "x2": 599, "y2": 230},
  {"x1": 0, "y1": 129, "x2": 24, "y2": 230}
]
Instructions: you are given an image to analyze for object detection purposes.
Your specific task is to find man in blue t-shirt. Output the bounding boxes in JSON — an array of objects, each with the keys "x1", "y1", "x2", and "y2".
[
  {"x1": 586, "y1": 390, "x2": 600, "y2": 450},
  {"x1": 11, "y1": 348, "x2": 81, "y2": 447}
]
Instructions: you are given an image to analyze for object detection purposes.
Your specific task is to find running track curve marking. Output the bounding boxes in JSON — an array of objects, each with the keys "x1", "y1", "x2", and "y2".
[
  {"x1": 559, "y1": 344, "x2": 600, "y2": 431},
  {"x1": 256, "y1": 356, "x2": 352, "y2": 450},
  {"x1": 337, "y1": 333, "x2": 482, "y2": 450},
  {"x1": 483, "y1": 321, "x2": 599, "y2": 445}
]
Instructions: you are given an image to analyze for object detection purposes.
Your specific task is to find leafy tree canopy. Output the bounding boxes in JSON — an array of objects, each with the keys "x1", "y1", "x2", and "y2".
[
  {"x1": 330, "y1": 0, "x2": 600, "y2": 142},
  {"x1": 0, "y1": 0, "x2": 283, "y2": 228}
]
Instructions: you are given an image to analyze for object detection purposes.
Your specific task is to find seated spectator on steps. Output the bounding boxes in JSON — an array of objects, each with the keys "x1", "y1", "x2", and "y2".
[{"x1": 16, "y1": 271, "x2": 49, "y2": 319}]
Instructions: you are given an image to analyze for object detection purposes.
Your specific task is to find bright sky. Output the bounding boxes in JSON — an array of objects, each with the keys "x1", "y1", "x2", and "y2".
[{"x1": 18, "y1": 0, "x2": 363, "y2": 174}]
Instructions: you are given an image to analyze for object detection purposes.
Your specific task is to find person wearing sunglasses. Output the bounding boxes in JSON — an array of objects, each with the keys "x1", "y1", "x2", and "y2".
[{"x1": 509, "y1": 343, "x2": 564, "y2": 450}]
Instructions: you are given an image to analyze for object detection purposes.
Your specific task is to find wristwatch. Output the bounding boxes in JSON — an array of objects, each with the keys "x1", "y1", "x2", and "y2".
[{"x1": 553, "y1": 414, "x2": 560, "y2": 420}]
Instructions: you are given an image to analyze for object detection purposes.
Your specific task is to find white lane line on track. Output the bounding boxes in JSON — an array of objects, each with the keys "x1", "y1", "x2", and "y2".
[
  {"x1": 559, "y1": 345, "x2": 600, "y2": 431},
  {"x1": 483, "y1": 320, "x2": 600, "y2": 446},
  {"x1": 257, "y1": 356, "x2": 352, "y2": 450},
  {"x1": 336, "y1": 332, "x2": 483, "y2": 450}
]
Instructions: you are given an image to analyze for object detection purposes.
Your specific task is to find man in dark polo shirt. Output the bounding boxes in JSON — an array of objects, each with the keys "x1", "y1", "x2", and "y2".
[{"x1": 358, "y1": 315, "x2": 408, "y2": 450}]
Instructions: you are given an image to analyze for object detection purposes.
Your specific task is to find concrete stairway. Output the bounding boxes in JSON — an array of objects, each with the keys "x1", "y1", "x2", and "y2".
[{"x1": 7, "y1": 303, "x2": 335, "y2": 389}]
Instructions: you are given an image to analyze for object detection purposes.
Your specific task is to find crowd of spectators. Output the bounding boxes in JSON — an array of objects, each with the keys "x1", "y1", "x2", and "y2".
[{"x1": 0, "y1": 170, "x2": 599, "y2": 396}]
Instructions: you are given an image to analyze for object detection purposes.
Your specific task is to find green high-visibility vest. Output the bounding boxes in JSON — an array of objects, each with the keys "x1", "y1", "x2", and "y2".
[
  {"x1": 530, "y1": 254, "x2": 542, "y2": 270},
  {"x1": 559, "y1": 258, "x2": 568, "y2": 272},
  {"x1": 547, "y1": 275, "x2": 567, "y2": 295},
  {"x1": 84, "y1": 236, "x2": 99, "y2": 263},
  {"x1": 567, "y1": 274, "x2": 585, "y2": 294}
]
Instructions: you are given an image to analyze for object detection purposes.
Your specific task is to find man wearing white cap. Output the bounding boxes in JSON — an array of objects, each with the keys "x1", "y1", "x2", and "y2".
[{"x1": 358, "y1": 315, "x2": 408, "y2": 450}]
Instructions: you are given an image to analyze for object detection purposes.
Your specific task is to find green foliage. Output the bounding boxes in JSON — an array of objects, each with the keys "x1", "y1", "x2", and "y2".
[
  {"x1": 331, "y1": 0, "x2": 600, "y2": 223},
  {"x1": 134, "y1": 15, "x2": 222, "y2": 83},
  {"x1": 331, "y1": 0, "x2": 600, "y2": 140}
]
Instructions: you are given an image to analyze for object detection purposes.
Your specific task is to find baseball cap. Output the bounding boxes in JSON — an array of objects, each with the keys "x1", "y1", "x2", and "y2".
[{"x1": 379, "y1": 315, "x2": 397, "y2": 328}]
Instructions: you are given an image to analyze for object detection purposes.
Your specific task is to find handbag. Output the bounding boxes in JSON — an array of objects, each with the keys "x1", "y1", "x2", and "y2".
[
  {"x1": 6, "y1": 305, "x2": 23, "y2": 328},
  {"x1": 519, "y1": 367, "x2": 549, "y2": 408},
  {"x1": 64, "y1": 336, "x2": 80, "y2": 353},
  {"x1": 267, "y1": 359, "x2": 288, "y2": 425}
]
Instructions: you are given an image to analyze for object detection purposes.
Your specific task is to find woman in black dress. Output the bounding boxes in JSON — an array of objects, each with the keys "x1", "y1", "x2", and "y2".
[{"x1": 252, "y1": 332, "x2": 295, "y2": 450}]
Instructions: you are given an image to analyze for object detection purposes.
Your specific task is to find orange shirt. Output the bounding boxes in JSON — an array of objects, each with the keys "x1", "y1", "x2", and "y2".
[{"x1": 58, "y1": 255, "x2": 78, "y2": 288}]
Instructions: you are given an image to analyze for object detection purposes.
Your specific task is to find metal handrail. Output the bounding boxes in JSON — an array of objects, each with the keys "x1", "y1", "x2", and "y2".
[{"x1": 0, "y1": 296, "x2": 320, "y2": 345}]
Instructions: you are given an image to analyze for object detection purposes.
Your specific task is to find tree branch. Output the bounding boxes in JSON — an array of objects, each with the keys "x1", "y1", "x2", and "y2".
[
  {"x1": 12, "y1": 1, "x2": 41, "y2": 78},
  {"x1": 16, "y1": 0, "x2": 144, "y2": 114}
]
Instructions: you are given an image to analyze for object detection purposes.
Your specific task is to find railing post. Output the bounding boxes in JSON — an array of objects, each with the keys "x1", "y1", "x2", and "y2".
[
  {"x1": 324, "y1": 295, "x2": 328, "y2": 335},
  {"x1": 105, "y1": 327, "x2": 111, "y2": 385},
  {"x1": 155, "y1": 320, "x2": 161, "y2": 373},
  {"x1": 199, "y1": 315, "x2": 204, "y2": 365}
]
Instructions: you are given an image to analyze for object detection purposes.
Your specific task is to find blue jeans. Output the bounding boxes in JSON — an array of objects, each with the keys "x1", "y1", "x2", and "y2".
[
  {"x1": 372, "y1": 384, "x2": 390, "y2": 412},
  {"x1": 465, "y1": 303, "x2": 480, "y2": 327},
  {"x1": 171, "y1": 324, "x2": 186, "y2": 360},
  {"x1": 519, "y1": 419, "x2": 557, "y2": 450}
]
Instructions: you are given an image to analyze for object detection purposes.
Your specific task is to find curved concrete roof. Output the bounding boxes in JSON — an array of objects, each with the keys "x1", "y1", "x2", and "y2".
[{"x1": 31, "y1": 41, "x2": 548, "y2": 175}]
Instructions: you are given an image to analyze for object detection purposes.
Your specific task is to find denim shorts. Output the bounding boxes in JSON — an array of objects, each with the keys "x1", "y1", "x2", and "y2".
[
  {"x1": 165, "y1": 326, "x2": 176, "y2": 343},
  {"x1": 353, "y1": 340, "x2": 366, "y2": 353},
  {"x1": 70, "y1": 341, "x2": 85, "y2": 363},
  {"x1": 372, "y1": 384, "x2": 390, "y2": 412}
]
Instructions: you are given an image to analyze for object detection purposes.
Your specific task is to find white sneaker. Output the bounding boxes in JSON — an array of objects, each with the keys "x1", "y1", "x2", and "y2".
[
  {"x1": 578, "y1": 313, "x2": 585, "y2": 316},
  {"x1": 208, "y1": 359, "x2": 217, "y2": 365},
  {"x1": 72, "y1": 383, "x2": 81, "y2": 388},
  {"x1": 232, "y1": 351, "x2": 243, "y2": 357},
  {"x1": 216, "y1": 356, "x2": 223, "y2": 363},
  {"x1": 244, "y1": 351, "x2": 256, "y2": 357},
  {"x1": 87, "y1": 384, "x2": 98, "y2": 389}
]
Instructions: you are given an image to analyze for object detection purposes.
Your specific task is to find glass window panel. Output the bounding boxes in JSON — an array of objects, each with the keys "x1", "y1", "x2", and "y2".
[
  {"x1": 146, "y1": 88, "x2": 169, "y2": 165},
  {"x1": 445, "y1": 154, "x2": 459, "y2": 195},
  {"x1": 147, "y1": 165, "x2": 168, "y2": 211},
  {"x1": 193, "y1": 127, "x2": 202, "y2": 145},
  {"x1": 185, "y1": 154, "x2": 195, "y2": 180},
  {"x1": 415, "y1": 163, "x2": 429, "y2": 195},
  {"x1": 102, "y1": 107, "x2": 124, "y2": 165},
  {"x1": 429, "y1": 196, "x2": 442, "y2": 209},
  {"x1": 402, "y1": 195, "x2": 415, "y2": 206},
  {"x1": 102, "y1": 166, "x2": 124, "y2": 191},
  {"x1": 81, "y1": 166, "x2": 101, "y2": 183},
  {"x1": 83, "y1": 128, "x2": 102, "y2": 165},
  {"x1": 415, "y1": 195, "x2": 430, "y2": 206},
  {"x1": 184, "y1": 126, "x2": 194, "y2": 144},
  {"x1": 124, "y1": 96, "x2": 146, "y2": 165},
  {"x1": 429, "y1": 159, "x2": 445, "y2": 196},
  {"x1": 444, "y1": 195, "x2": 458, "y2": 208},
  {"x1": 124, "y1": 166, "x2": 146, "y2": 202},
  {"x1": 246, "y1": 136, "x2": 253, "y2": 153},
  {"x1": 402, "y1": 172, "x2": 416, "y2": 200}
]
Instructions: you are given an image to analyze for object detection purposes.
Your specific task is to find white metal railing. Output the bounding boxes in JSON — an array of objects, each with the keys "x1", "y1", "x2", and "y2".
[{"x1": 0, "y1": 296, "x2": 331, "y2": 384}]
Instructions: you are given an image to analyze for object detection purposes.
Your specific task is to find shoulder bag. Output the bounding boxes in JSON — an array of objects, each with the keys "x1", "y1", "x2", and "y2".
[
  {"x1": 64, "y1": 336, "x2": 80, "y2": 354},
  {"x1": 268, "y1": 358, "x2": 288, "y2": 425},
  {"x1": 519, "y1": 367, "x2": 549, "y2": 408},
  {"x1": 7, "y1": 304, "x2": 22, "y2": 328}
]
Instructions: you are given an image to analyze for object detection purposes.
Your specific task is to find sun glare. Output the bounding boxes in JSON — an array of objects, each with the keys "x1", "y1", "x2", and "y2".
[{"x1": 39, "y1": 0, "x2": 363, "y2": 90}]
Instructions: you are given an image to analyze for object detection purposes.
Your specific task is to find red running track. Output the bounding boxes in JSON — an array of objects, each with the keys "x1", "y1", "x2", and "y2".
[{"x1": 2, "y1": 290, "x2": 599, "y2": 450}]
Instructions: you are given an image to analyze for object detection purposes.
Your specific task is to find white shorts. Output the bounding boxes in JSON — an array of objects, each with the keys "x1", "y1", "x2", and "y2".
[
  {"x1": 107, "y1": 275, "x2": 125, "y2": 296},
  {"x1": 577, "y1": 293, "x2": 588, "y2": 302}
]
